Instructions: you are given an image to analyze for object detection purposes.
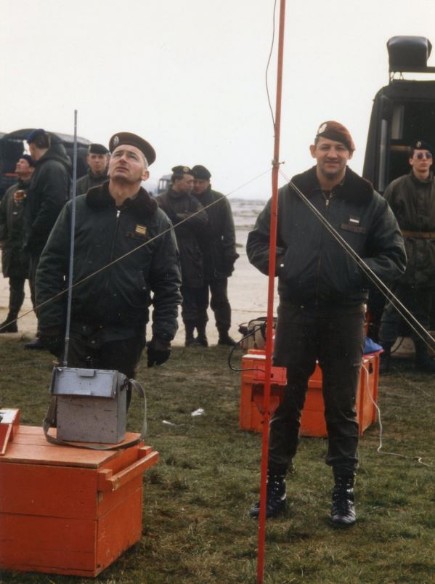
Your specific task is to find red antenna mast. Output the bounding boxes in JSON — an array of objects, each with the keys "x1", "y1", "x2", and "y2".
[{"x1": 256, "y1": 1, "x2": 287, "y2": 582}]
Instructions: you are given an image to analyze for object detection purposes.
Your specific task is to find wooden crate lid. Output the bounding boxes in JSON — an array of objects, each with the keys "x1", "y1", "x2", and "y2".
[{"x1": 0, "y1": 426, "x2": 144, "y2": 469}]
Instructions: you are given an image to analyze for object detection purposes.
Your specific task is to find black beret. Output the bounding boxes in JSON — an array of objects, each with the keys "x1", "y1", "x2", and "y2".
[
  {"x1": 88, "y1": 143, "x2": 109, "y2": 155},
  {"x1": 410, "y1": 139, "x2": 434, "y2": 154},
  {"x1": 171, "y1": 165, "x2": 193, "y2": 179},
  {"x1": 109, "y1": 132, "x2": 156, "y2": 165},
  {"x1": 21, "y1": 154, "x2": 35, "y2": 167},
  {"x1": 191, "y1": 165, "x2": 211, "y2": 180},
  {"x1": 315, "y1": 120, "x2": 355, "y2": 152}
]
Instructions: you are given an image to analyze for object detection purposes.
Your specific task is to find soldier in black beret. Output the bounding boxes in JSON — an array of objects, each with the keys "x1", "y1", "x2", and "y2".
[
  {"x1": 76, "y1": 143, "x2": 110, "y2": 195},
  {"x1": 191, "y1": 164, "x2": 239, "y2": 346},
  {"x1": 379, "y1": 137, "x2": 435, "y2": 373},
  {"x1": 35, "y1": 131, "x2": 181, "y2": 393},
  {"x1": 156, "y1": 165, "x2": 209, "y2": 346},
  {"x1": 0, "y1": 155, "x2": 35, "y2": 333}
]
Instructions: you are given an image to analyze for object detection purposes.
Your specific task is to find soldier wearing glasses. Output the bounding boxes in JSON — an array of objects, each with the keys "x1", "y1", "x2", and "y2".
[{"x1": 380, "y1": 139, "x2": 435, "y2": 372}]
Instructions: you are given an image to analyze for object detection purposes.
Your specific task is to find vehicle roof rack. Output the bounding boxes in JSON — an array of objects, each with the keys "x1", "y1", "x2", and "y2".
[{"x1": 388, "y1": 36, "x2": 435, "y2": 77}]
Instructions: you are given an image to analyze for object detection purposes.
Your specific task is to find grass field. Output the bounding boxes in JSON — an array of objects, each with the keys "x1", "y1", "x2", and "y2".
[{"x1": 0, "y1": 340, "x2": 434, "y2": 584}]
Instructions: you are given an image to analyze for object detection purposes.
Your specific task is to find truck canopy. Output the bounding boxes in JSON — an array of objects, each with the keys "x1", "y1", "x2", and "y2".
[
  {"x1": 363, "y1": 36, "x2": 435, "y2": 193},
  {"x1": 0, "y1": 128, "x2": 91, "y2": 198}
]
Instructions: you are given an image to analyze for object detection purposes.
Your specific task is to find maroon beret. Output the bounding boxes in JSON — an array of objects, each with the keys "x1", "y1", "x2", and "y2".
[{"x1": 315, "y1": 121, "x2": 355, "y2": 152}]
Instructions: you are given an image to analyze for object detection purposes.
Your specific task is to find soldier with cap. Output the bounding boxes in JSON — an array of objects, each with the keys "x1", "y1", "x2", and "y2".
[
  {"x1": 156, "y1": 166, "x2": 209, "y2": 346},
  {"x1": 0, "y1": 155, "x2": 35, "y2": 332},
  {"x1": 76, "y1": 143, "x2": 110, "y2": 195},
  {"x1": 247, "y1": 121, "x2": 405, "y2": 526},
  {"x1": 23, "y1": 128, "x2": 72, "y2": 349},
  {"x1": 191, "y1": 165, "x2": 239, "y2": 346},
  {"x1": 379, "y1": 139, "x2": 435, "y2": 373},
  {"x1": 35, "y1": 132, "x2": 182, "y2": 390}
]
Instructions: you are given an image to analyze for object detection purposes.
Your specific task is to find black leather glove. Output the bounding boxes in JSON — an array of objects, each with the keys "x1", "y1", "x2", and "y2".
[
  {"x1": 223, "y1": 253, "x2": 239, "y2": 277},
  {"x1": 147, "y1": 337, "x2": 171, "y2": 367},
  {"x1": 223, "y1": 261, "x2": 235, "y2": 277}
]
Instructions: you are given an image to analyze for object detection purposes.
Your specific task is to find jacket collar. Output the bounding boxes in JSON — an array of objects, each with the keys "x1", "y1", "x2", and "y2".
[
  {"x1": 86, "y1": 181, "x2": 158, "y2": 220},
  {"x1": 291, "y1": 166, "x2": 374, "y2": 205}
]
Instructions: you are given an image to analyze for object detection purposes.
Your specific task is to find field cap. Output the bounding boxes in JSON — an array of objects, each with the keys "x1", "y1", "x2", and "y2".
[
  {"x1": 88, "y1": 143, "x2": 109, "y2": 155},
  {"x1": 192, "y1": 165, "x2": 211, "y2": 180},
  {"x1": 109, "y1": 132, "x2": 156, "y2": 165},
  {"x1": 315, "y1": 121, "x2": 355, "y2": 152},
  {"x1": 410, "y1": 139, "x2": 433, "y2": 155}
]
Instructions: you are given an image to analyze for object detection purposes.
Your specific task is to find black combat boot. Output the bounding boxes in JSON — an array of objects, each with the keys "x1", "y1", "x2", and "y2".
[
  {"x1": 249, "y1": 473, "x2": 286, "y2": 519},
  {"x1": 218, "y1": 331, "x2": 237, "y2": 346},
  {"x1": 414, "y1": 339, "x2": 435, "y2": 373},
  {"x1": 185, "y1": 323, "x2": 196, "y2": 347},
  {"x1": 196, "y1": 323, "x2": 208, "y2": 347},
  {"x1": 0, "y1": 314, "x2": 18, "y2": 333},
  {"x1": 330, "y1": 470, "x2": 356, "y2": 526}
]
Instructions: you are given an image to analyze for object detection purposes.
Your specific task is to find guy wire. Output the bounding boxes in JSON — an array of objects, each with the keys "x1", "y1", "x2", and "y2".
[{"x1": 6, "y1": 168, "x2": 272, "y2": 326}]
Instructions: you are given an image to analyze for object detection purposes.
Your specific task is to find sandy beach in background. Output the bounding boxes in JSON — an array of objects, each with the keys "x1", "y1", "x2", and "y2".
[{"x1": 0, "y1": 199, "x2": 277, "y2": 347}]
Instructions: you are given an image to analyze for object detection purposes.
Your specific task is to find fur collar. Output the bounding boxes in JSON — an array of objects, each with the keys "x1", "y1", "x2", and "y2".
[
  {"x1": 86, "y1": 182, "x2": 158, "y2": 221},
  {"x1": 291, "y1": 166, "x2": 374, "y2": 205}
]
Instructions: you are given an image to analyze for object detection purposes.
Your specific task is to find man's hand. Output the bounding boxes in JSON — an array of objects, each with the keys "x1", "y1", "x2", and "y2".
[{"x1": 147, "y1": 337, "x2": 171, "y2": 367}]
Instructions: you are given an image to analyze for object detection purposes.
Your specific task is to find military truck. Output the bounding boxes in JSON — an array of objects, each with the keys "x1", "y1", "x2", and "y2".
[
  {"x1": 363, "y1": 36, "x2": 435, "y2": 334},
  {"x1": 0, "y1": 129, "x2": 91, "y2": 198},
  {"x1": 363, "y1": 35, "x2": 435, "y2": 191}
]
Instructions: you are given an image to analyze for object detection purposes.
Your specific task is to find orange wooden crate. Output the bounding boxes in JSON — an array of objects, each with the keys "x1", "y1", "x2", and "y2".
[
  {"x1": 0, "y1": 425, "x2": 158, "y2": 577},
  {"x1": 239, "y1": 352, "x2": 379, "y2": 437}
]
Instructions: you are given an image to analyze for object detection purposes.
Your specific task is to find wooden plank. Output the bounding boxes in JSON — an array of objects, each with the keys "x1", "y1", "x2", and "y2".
[
  {"x1": 0, "y1": 513, "x2": 97, "y2": 574},
  {"x1": 0, "y1": 426, "x2": 143, "y2": 468}
]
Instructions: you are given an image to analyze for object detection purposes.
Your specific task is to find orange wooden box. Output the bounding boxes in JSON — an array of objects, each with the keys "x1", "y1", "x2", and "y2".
[
  {"x1": 0, "y1": 425, "x2": 159, "y2": 577},
  {"x1": 239, "y1": 351, "x2": 379, "y2": 437}
]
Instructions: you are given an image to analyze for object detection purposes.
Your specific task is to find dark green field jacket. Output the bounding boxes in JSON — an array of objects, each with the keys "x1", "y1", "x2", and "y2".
[
  {"x1": 384, "y1": 171, "x2": 435, "y2": 288},
  {"x1": 36, "y1": 183, "x2": 182, "y2": 343},
  {"x1": 247, "y1": 166, "x2": 406, "y2": 307}
]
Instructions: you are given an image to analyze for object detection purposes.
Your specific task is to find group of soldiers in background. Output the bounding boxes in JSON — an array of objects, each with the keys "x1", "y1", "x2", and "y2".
[
  {"x1": 155, "y1": 164, "x2": 239, "y2": 347},
  {"x1": 0, "y1": 131, "x2": 239, "y2": 348}
]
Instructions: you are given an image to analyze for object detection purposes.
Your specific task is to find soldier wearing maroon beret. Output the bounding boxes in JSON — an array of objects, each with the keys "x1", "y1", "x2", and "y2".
[{"x1": 247, "y1": 120, "x2": 406, "y2": 526}]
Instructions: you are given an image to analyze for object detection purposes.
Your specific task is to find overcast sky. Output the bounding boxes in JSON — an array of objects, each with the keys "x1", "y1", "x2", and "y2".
[{"x1": 2, "y1": 0, "x2": 435, "y2": 198}]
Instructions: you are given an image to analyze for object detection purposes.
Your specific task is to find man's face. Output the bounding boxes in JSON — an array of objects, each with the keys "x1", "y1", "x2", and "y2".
[
  {"x1": 87, "y1": 153, "x2": 109, "y2": 176},
  {"x1": 310, "y1": 137, "x2": 352, "y2": 182},
  {"x1": 108, "y1": 145, "x2": 149, "y2": 184},
  {"x1": 409, "y1": 149, "x2": 432, "y2": 178},
  {"x1": 28, "y1": 143, "x2": 41, "y2": 161},
  {"x1": 15, "y1": 158, "x2": 33, "y2": 179},
  {"x1": 173, "y1": 174, "x2": 194, "y2": 194},
  {"x1": 193, "y1": 178, "x2": 210, "y2": 195}
]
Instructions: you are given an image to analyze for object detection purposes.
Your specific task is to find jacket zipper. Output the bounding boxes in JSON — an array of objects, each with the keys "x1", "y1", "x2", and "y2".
[
  {"x1": 104, "y1": 209, "x2": 121, "y2": 298},
  {"x1": 315, "y1": 192, "x2": 334, "y2": 304}
]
